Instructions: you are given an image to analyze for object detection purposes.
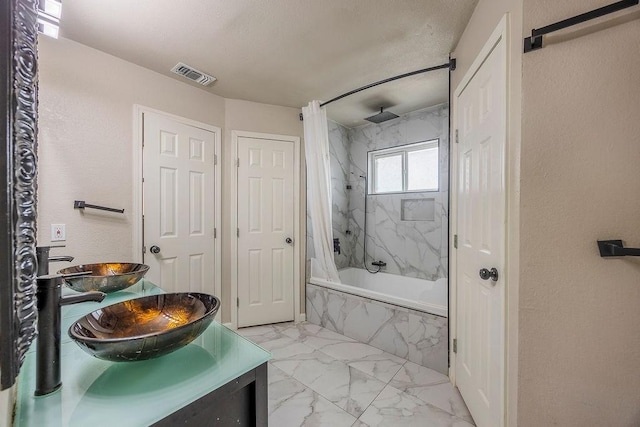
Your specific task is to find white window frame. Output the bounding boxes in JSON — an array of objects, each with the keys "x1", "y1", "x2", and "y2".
[{"x1": 368, "y1": 139, "x2": 439, "y2": 195}]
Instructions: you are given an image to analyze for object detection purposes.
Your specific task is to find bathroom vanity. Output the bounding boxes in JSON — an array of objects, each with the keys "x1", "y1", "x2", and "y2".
[{"x1": 13, "y1": 281, "x2": 270, "y2": 426}]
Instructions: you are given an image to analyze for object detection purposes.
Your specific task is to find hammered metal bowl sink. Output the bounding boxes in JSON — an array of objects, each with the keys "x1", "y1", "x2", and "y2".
[
  {"x1": 58, "y1": 263, "x2": 150, "y2": 293},
  {"x1": 68, "y1": 293, "x2": 220, "y2": 362}
]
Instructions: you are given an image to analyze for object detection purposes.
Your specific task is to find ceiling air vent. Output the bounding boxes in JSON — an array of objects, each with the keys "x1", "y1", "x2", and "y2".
[{"x1": 170, "y1": 62, "x2": 216, "y2": 86}]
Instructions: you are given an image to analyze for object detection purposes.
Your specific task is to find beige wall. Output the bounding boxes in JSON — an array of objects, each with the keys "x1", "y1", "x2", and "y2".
[
  {"x1": 37, "y1": 36, "x2": 225, "y2": 264},
  {"x1": 37, "y1": 37, "x2": 306, "y2": 327},
  {"x1": 451, "y1": 1, "x2": 523, "y2": 425},
  {"x1": 222, "y1": 99, "x2": 305, "y2": 323},
  {"x1": 519, "y1": 1, "x2": 640, "y2": 425}
]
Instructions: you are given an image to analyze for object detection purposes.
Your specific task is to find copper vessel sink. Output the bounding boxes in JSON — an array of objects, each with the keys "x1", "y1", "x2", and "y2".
[
  {"x1": 58, "y1": 263, "x2": 149, "y2": 293},
  {"x1": 68, "y1": 293, "x2": 220, "y2": 362}
]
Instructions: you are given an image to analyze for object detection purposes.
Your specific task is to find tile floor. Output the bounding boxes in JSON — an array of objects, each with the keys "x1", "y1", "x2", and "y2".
[{"x1": 237, "y1": 321, "x2": 474, "y2": 427}]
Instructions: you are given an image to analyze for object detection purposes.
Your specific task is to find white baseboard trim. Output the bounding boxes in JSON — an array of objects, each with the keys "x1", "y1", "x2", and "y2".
[{"x1": 299, "y1": 313, "x2": 306, "y2": 322}]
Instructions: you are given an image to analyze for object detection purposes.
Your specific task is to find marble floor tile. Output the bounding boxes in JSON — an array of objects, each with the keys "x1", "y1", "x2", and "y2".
[
  {"x1": 390, "y1": 361, "x2": 474, "y2": 424},
  {"x1": 236, "y1": 322, "x2": 294, "y2": 344},
  {"x1": 268, "y1": 361, "x2": 296, "y2": 383},
  {"x1": 246, "y1": 322, "x2": 475, "y2": 427},
  {"x1": 358, "y1": 385, "x2": 474, "y2": 427},
  {"x1": 390, "y1": 360, "x2": 449, "y2": 386},
  {"x1": 281, "y1": 322, "x2": 358, "y2": 349},
  {"x1": 270, "y1": 348, "x2": 335, "y2": 377},
  {"x1": 259, "y1": 336, "x2": 317, "y2": 361},
  {"x1": 313, "y1": 341, "x2": 406, "y2": 383},
  {"x1": 272, "y1": 349, "x2": 387, "y2": 418},
  {"x1": 268, "y1": 364, "x2": 357, "y2": 427}
]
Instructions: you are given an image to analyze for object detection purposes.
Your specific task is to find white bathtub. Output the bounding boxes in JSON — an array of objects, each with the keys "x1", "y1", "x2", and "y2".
[{"x1": 309, "y1": 267, "x2": 447, "y2": 317}]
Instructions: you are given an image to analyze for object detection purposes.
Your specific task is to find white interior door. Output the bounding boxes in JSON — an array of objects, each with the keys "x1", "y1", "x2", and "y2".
[
  {"x1": 236, "y1": 135, "x2": 295, "y2": 327},
  {"x1": 455, "y1": 31, "x2": 506, "y2": 427},
  {"x1": 143, "y1": 112, "x2": 217, "y2": 295}
]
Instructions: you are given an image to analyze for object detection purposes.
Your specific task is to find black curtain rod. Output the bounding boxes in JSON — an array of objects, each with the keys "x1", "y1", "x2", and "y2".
[
  {"x1": 319, "y1": 59, "x2": 455, "y2": 108},
  {"x1": 300, "y1": 58, "x2": 456, "y2": 120},
  {"x1": 524, "y1": 0, "x2": 639, "y2": 52}
]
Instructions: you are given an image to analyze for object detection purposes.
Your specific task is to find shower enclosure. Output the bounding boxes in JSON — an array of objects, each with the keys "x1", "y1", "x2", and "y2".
[{"x1": 306, "y1": 103, "x2": 450, "y2": 374}]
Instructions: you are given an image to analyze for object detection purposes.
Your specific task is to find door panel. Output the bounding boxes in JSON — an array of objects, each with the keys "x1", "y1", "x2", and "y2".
[
  {"x1": 455, "y1": 33, "x2": 506, "y2": 427},
  {"x1": 190, "y1": 171, "x2": 205, "y2": 235},
  {"x1": 143, "y1": 112, "x2": 217, "y2": 295},
  {"x1": 237, "y1": 136, "x2": 294, "y2": 327},
  {"x1": 160, "y1": 167, "x2": 178, "y2": 237}
]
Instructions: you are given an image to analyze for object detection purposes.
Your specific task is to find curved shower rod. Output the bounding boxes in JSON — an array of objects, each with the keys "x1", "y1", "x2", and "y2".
[{"x1": 299, "y1": 58, "x2": 456, "y2": 120}]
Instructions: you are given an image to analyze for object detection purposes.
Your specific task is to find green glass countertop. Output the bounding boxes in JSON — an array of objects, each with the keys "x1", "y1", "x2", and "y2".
[{"x1": 14, "y1": 280, "x2": 271, "y2": 427}]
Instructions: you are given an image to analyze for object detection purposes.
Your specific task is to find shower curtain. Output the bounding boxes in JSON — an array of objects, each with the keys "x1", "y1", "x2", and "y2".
[{"x1": 302, "y1": 101, "x2": 341, "y2": 283}]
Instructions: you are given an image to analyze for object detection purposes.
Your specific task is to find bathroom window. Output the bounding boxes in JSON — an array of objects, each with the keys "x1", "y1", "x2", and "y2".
[{"x1": 368, "y1": 139, "x2": 439, "y2": 194}]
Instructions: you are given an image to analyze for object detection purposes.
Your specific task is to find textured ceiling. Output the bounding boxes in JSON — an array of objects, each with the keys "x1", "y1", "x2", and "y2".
[{"x1": 60, "y1": 0, "x2": 477, "y2": 127}]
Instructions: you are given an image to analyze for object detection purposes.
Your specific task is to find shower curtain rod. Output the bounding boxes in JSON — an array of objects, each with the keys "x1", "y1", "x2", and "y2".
[{"x1": 299, "y1": 58, "x2": 456, "y2": 120}]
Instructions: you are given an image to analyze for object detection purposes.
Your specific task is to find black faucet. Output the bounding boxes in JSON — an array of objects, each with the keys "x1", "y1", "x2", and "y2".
[
  {"x1": 49, "y1": 255, "x2": 74, "y2": 263},
  {"x1": 35, "y1": 272, "x2": 106, "y2": 396},
  {"x1": 333, "y1": 238, "x2": 341, "y2": 255},
  {"x1": 36, "y1": 245, "x2": 74, "y2": 276}
]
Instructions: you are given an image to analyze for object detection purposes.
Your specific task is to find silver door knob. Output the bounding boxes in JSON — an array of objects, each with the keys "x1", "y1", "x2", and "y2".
[
  {"x1": 479, "y1": 268, "x2": 498, "y2": 281},
  {"x1": 150, "y1": 245, "x2": 161, "y2": 254},
  {"x1": 285, "y1": 237, "x2": 293, "y2": 244}
]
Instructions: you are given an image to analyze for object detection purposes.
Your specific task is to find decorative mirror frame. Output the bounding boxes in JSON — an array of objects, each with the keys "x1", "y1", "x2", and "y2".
[{"x1": 0, "y1": 0, "x2": 39, "y2": 390}]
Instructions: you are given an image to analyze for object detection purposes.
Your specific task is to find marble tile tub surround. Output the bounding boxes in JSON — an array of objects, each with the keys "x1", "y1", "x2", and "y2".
[
  {"x1": 238, "y1": 321, "x2": 473, "y2": 426},
  {"x1": 348, "y1": 104, "x2": 449, "y2": 281},
  {"x1": 306, "y1": 104, "x2": 449, "y2": 282},
  {"x1": 306, "y1": 283, "x2": 448, "y2": 375}
]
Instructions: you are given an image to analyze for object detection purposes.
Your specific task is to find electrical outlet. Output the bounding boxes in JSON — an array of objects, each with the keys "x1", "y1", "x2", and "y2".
[{"x1": 51, "y1": 224, "x2": 66, "y2": 241}]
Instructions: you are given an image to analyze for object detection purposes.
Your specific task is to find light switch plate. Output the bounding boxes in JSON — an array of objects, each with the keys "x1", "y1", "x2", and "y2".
[{"x1": 51, "y1": 224, "x2": 66, "y2": 241}]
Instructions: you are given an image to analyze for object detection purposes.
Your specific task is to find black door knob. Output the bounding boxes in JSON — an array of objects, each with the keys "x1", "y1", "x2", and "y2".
[
  {"x1": 479, "y1": 268, "x2": 499, "y2": 281},
  {"x1": 285, "y1": 237, "x2": 293, "y2": 244},
  {"x1": 150, "y1": 245, "x2": 161, "y2": 254}
]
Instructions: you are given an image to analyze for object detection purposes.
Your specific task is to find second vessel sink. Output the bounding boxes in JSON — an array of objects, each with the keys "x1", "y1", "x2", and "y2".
[
  {"x1": 68, "y1": 293, "x2": 220, "y2": 362},
  {"x1": 58, "y1": 263, "x2": 149, "y2": 293}
]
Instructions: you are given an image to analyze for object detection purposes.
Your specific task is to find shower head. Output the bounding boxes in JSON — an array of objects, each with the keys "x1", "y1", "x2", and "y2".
[{"x1": 365, "y1": 107, "x2": 399, "y2": 124}]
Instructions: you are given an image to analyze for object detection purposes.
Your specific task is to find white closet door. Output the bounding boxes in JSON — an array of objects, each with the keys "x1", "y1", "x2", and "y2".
[
  {"x1": 143, "y1": 112, "x2": 217, "y2": 295},
  {"x1": 236, "y1": 135, "x2": 295, "y2": 327},
  {"x1": 455, "y1": 30, "x2": 507, "y2": 427}
]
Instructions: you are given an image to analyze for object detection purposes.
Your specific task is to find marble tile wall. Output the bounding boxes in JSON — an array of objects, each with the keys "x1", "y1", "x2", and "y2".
[
  {"x1": 347, "y1": 104, "x2": 449, "y2": 281},
  {"x1": 307, "y1": 105, "x2": 449, "y2": 281},
  {"x1": 306, "y1": 283, "x2": 448, "y2": 375}
]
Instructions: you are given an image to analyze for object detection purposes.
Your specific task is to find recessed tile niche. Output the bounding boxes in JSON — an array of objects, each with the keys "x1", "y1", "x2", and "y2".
[{"x1": 401, "y1": 198, "x2": 435, "y2": 221}]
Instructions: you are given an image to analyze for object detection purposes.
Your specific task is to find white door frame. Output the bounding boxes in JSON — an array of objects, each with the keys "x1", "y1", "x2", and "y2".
[
  {"x1": 449, "y1": 13, "x2": 509, "y2": 424},
  {"x1": 230, "y1": 130, "x2": 301, "y2": 330},
  {"x1": 132, "y1": 105, "x2": 222, "y2": 311}
]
